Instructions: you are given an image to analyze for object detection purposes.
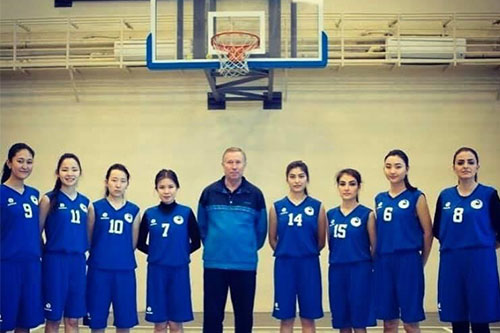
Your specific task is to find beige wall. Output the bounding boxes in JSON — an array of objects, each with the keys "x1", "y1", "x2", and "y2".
[{"x1": 1, "y1": 66, "x2": 499, "y2": 313}]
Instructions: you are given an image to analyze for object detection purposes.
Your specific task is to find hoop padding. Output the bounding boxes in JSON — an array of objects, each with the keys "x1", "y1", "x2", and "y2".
[{"x1": 211, "y1": 31, "x2": 260, "y2": 78}]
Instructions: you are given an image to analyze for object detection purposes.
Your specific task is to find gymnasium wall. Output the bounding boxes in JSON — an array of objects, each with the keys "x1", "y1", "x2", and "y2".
[
  {"x1": 1, "y1": 66, "x2": 499, "y2": 313},
  {"x1": 1, "y1": 0, "x2": 500, "y2": 316}
]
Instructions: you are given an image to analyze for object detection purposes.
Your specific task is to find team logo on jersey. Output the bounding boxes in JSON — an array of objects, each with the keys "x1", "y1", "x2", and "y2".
[
  {"x1": 44, "y1": 303, "x2": 52, "y2": 311},
  {"x1": 280, "y1": 207, "x2": 288, "y2": 215},
  {"x1": 304, "y1": 206, "x2": 314, "y2": 216},
  {"x1": 376, "y1": 202, "x2": 383, "y2": 209},
  {"x1": 124, "y1": 213, "x2": 133, "y2": 223},
  {"x1": 150, "y1": 219, "x2": 157, "y2": 226},
  {"x1": 443, "y1": 202, "x2": 451, "y2": 210},
  {"x1": 59, "y1": 202, "x2": 66, "y2": 209},
  {"x1": 437, "y1": 302, "x2": 441, "y2": 312},
  {"x1": 30, "y1": 195, "x2": 38, "y2": 205},
  {"x1": 350, "y1": 217, "x2": 362, "y2": 227},
  {"x1": 146, "y1": 306, "x2": 153, "y2": 315},
  {"x1": 329, "y1": 219, "x2": 335, "y2": 227},
  {"x1": 101, "y1": 212, "x2": 109, "y2": 220},
  {"x1": 274, "y1": 302, "x2": 280, "y2": 311},
  {"x1": 7, "y1": 198, "x2": 16, "y2": 206},
  {"x1": 80, "y1": 203, "x2": 88, "y2": 212},
  {"x1": 470, "y1": 199, "x2": 483, "y2": 209},
  {"x1": 173, "y1": 215, "x2": 184, "y2": 225},
  {"x1": 398, "y1": 199, "x2": 410, "y2": 209}
]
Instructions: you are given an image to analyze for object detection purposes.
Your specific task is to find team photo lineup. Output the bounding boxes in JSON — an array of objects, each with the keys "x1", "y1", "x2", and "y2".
[{"x1": 1, "y1": 143, "x2": 499, "y2": 333}]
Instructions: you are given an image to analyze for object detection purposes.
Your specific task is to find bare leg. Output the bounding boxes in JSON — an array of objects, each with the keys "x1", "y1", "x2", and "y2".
[
  {"x1": 280, "y1": 318, "x2": 295, "y2": 333},
  {"x1": 64, "y1": 318, "x2": 79, "y2": 333},
  {"x1": 300, "y1": 318, "x2": 315, "y2": 333},
  {"x1": 340, "y1": 328, "x2": 353, "y2": 333},
  {"x1": 354, "y1": 328, "x2": 367, "y2": 333},
  {"x1": 153, "y1": 322, "x2": 167, "y2": 333},
  {"x1": 45, "y1": 320, "x2": 61, "y2": 333},
  {"x1": 168, "y1": 322, "x2": 183, "y2": 333},
  {"x1": 115, "y1": 329, "x2": 129, "y2": 333},
  {"x1": 402, "y1": 322, "x2": 420, "y2": 333},
  {"x1": 384, "y1": 319, "x2": 399, "y2": 333},
  {"x1": 14, "y1": 329, "x2": 30, "y2": 333}
]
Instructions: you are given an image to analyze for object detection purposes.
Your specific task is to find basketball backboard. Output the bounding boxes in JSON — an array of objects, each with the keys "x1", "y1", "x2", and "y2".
[{"x1": 147, "y1": 0, "x2": 327, "y2": 70}]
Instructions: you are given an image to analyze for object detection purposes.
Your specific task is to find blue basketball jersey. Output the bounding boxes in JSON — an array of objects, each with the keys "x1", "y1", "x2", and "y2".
[
  {"x1": 374, "y1": 189, "x2": 423, "y2": 254},
  {"x1": 327, "y1": 204, "x2": 372, "y2": 264},
  {"x1": 44, "y1": 191, "x2": 90, "y2": 254},
  {"x1": 143, "y1": 202, "x2": 193, "y2": 266},
  {"x1": 435, "y1": 184, "x2": 497, "y2": 251},
  {"x1": 273, "y1": 196, "x2": 322, "y2": 258},
  {"x1": 88, "y1": 198, "x2": 139, "y2": 270},
  {"x1": 0, "y1": 184, "x2": 40, "y2": 260}
]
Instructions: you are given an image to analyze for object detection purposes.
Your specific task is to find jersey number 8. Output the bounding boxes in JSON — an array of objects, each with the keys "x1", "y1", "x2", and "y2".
[{"x1": 453, "y1": 208, "x2": 464, "y2": 223}]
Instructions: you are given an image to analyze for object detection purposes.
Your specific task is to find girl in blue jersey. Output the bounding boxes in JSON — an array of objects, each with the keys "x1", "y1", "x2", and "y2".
[
  {"x1": 269, "y1": 160, "x2": 327, "y2": 333},
  {"x1": 86, "y1": 164, "x2": 141, "y2": 333},
  {"x1": 327, "y1": 169, "x2": 376, "y2": 333},
  {"x1": 0, "y1": 143, "x2": 44, "y2": 332},
  {"x1": 39, "y1": 153, "x2": 93, "y2": 333},
  {"x1": 374, "y1": 149, "x2": 433, "y2": 333},
  {"x1": 137, "y1": 169, "x2": 201, "y2": 333},
  {"x1": 433, "y1": 147, "x2": 500, "y2": 333}
]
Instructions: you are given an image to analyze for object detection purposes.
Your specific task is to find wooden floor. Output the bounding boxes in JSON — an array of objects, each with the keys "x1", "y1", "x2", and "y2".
[{"x1": 31, "y1": 313, "x2": 500, "y2": 332}]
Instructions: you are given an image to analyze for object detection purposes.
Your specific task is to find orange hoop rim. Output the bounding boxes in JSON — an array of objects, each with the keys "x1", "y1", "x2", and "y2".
[{"x1": 210, "y1": 31, "x2": 260, "y2": 52}]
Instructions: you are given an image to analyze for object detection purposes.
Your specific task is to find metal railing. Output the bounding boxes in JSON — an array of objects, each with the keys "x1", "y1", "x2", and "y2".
[{"x1": 0, "y1": 12, "x2": 499, "y2": 70}]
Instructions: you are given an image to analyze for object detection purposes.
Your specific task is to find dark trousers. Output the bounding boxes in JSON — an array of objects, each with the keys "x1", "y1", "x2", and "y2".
[
  {"x1": 452, "y1": 322, "x2": 490, "y2": 333},
  {"x1": 203, "y1": 268, "x2": 256, "y2": 333}
]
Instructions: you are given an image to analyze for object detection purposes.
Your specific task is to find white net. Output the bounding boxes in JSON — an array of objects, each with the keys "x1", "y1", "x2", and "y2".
[{"x1": 211, "y1": 32, "x2": 260, "y2": 78}]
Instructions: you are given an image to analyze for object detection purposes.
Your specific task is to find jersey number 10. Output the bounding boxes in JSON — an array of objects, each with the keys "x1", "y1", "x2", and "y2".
[{"x1": 108, "y1": 219, "x2": 124, "y2": 234}]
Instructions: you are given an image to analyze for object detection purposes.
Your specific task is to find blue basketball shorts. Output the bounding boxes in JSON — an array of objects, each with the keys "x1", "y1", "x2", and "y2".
[
  {"x1": 86, "y1": 267, "x2": 138, "y2": 329},
  {"x1": 329, "y1": 261, "x2": 376, "y2": 329},
  {"x1": 1, "y1": 259, "x2": 44, "y2": 331},
  {"x1": 374, "y1": 251, "x2": 425, "y2": 323},
  {"x1": 438, "y1": 247, "x2": 500, "y2": 323},
  {"x1": 42, "y1": 252, "x2": 86, "y2": 321},
  {"x1": 272, "y1": 256, "x2": 323, "y2": 320},
  {"x1": 145, "y1": 264, "x2": 194, "y2": 323}
]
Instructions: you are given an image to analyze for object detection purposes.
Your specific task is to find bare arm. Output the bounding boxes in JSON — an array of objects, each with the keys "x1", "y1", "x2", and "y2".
[
  {"x1": 132, "y1": 211, "x2": 141, "y2": 249},
  {"x1": 367, "y1": 211, "x2": 376, "y2": 257},
  {"x1": 39, "y1": 195, "x2": 50, "y2": 234},
  {"x1": 317, "y1": 204, "x2": 327, "y2": 251},
  {"x1": 268, "y1": 205, "x2": 278, "y2": 251},
  {"x1": 86, "y1": 202, "x2": 95, "y2": 245},
  {"x1": 416, "y1": 194, "x2": 433, "y2": 266}
]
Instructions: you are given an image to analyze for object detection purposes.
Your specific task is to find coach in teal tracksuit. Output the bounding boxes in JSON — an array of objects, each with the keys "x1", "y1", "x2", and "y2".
[{"x1": 198, "y1": 147, "x2": 267, "y2": 333}]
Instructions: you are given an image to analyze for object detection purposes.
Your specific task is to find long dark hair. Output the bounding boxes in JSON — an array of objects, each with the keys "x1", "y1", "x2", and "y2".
[
  {"x1": 336, "y1": 168, "x2": 362, "y2": 202},
  {"x1": 155, "y1": 169, "x2": 180, "y2": 189},
  {"x1": 105, "y1": 163, "x2": 130, "y2": 197},
  {"x1": 384, "y1": 149, "x2": 417, "y2": 192},
  {"x1": 1, "y1": 143, "x2": 35, "y2": 183},
  {"x1": 453, "y1": 147, "x2": 479, "y2": 182},
  {"x1": 48, "y1": 153, "x2": 82, "y2": 214},
  {"x1": 286, "y1": 160, "x2": 310, "y2": 196}
]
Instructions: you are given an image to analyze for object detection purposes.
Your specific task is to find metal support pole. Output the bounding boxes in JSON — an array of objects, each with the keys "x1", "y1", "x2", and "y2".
[
  {"x1": 193, "y1": 0, "x2": 207, "y2": 59},
  {"x1": 177, "y1": 0, "x2": 184, "y2": 60},
  {"x1": 269, "y1": 0, "x2": 281, "y2": 58},
  {"x1": 290, "y1": 2, "x2": 297, "y2": 58}
]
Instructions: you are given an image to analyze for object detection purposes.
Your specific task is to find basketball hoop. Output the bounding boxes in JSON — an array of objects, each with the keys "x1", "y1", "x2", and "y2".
[{"x1": 211, "y1": 31, "x2": 260, "y2": 78}]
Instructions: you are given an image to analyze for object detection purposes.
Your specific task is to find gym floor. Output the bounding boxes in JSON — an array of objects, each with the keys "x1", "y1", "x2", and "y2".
[{"x1": 30, "y1": 313, "x2": 500, "y2": 332}]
